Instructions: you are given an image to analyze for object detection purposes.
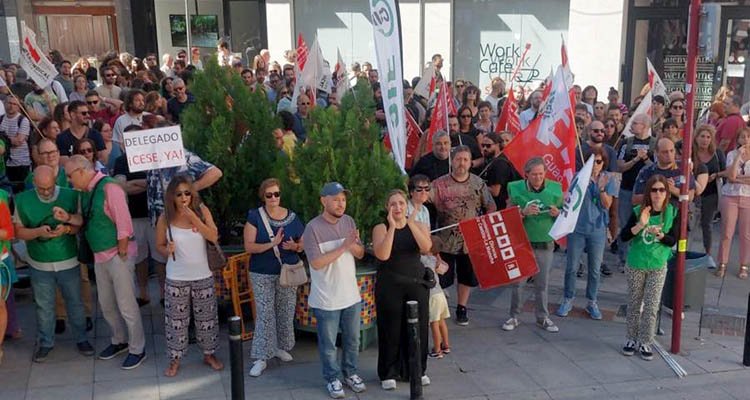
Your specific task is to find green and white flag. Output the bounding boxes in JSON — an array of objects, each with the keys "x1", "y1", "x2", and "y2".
[{"x1": 549, "y1": 155, "x2": 594, "y2": 240}]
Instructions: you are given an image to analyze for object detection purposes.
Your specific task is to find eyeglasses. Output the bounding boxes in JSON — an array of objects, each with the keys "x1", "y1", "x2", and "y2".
[
  {"x1": 65, "y1": 167, "x2": 82, "y2": 180},
  {"x1": 650, "y1": 187, "x2": 667, "y2": 193},
  {"x1": 671, "y1": 105, "x2": 683, "y2": 110},
  {"x1": 481, "y1": 143, "x2": 494, "y2": 148},
  {"x1": 298, "y1": 102, "x2": 310, "y2": 106},
  {"x1": 456, "y1": 84, "x2": 465, "y2": 88},
  {"x1": 594, "y1": 159, "x2": 604, "y2": 165},
  {"x1": 176, "y1": 190, "x2": 192, "y2": 198},
  {"x1": 78, "y1": 148, "x2": 94, "y2": 154},
  {"x1": 591, "y1": 128, "x2": 604, "y2": 133},
  {"x1": 87, "y1": 100, "x2": 99, "y2": 105},
  {"x1": 174, "y1": 86, "x2": 185, "y2": 91},
  {"x1": 414, "y1": 186, "x2": 430, "y2": 193},
  {"x1": 105, "y1": 74, "x2": 116, "y2": 77},
  {"x1": 460, "y1": 115, "x2": 472, "y2": 119},
  {"x1": 264, "y1": 191, "x2": 281, "y2": 199},
  {"x1": 39, "y1": 150, "x2": 58, "y2": 157},
  {"x1": 279, "y1": 91, "x2": 289, "y2": 96}
]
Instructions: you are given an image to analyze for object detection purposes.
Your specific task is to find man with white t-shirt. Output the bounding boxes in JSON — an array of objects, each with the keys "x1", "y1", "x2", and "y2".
[{"x1": 302, "y1": 182, "x2": 366, "y2": 399}]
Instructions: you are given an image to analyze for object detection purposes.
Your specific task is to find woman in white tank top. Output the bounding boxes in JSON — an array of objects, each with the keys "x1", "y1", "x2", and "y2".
[{"x1": 156, "y1": 175, "x2": 223, "y2": 377}]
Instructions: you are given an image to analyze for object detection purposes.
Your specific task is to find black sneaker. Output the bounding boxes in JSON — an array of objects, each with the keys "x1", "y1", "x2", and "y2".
[
  {"x1": 455, "y1": 305, "x2": 469, "y2": 326},
  {"x1": 86, "y1": 317, "x2": 93, "y2": 332},
  {"x1": 55, "y1": 319, "x2": 66, "y2": 334},
  {"x1": 601, "y1": 264, "x2": 612, "y2": 276},
  {"x1": 98, "y1": 343, "x2": 129, "y2": 360},
  {"x1": 639, "y1": 344, "x2": 654, "y2": 361},
  {"x1": 33, "y1": 346, "x2": 53, "y2": 363},
  {"x1": 77, "y1": 341, "x2": 95, "y2": 356},
  {"x1": 622, "y1": 340, "x2": 636, "y2": 356},
  {"x1": 576, "y1": 264, "x2": 584, "y2": 278},
  {"x1": 609, "y1": 241, "x2": 618, "y2": 254},
  {"x1": 121, "y1": 352, "x2": 147, "y2": 370}
]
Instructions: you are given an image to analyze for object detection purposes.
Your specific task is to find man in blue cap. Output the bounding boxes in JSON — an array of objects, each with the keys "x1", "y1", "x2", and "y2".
[{"x1": 302, "y1": 182, "x2": 366, "y2": 398}]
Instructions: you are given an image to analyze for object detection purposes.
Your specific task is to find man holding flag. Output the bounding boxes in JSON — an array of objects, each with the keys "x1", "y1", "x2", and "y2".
[{"x1": 504, "y1": 157, "x2": 562, "y2": 333}]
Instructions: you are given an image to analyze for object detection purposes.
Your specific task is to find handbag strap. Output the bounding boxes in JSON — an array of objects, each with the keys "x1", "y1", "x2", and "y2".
[
  {"x1": 81, "y1": 177, "x2": 107, "y2": 229},
  {"x1": 258, "y1": 207, "x2": 283, "y2": 265}
]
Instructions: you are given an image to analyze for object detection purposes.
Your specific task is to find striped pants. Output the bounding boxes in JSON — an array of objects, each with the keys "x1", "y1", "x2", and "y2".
[
  {"x1": 164, "y1": 276, "x2": 219, "y2": 360},
  {"x1": 625, "y1": 267, "x2": 667, "y2": 346}
]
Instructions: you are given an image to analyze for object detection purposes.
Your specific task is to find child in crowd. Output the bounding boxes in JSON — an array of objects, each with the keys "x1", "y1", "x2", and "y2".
[{"x1": 423, "y1": 236, "x2": 451, "y2": 358}]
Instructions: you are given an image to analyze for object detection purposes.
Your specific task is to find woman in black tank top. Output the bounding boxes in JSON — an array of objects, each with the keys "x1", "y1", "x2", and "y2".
[{"x1": 372, "y1": 189, "x2": 433, "y2": 391}]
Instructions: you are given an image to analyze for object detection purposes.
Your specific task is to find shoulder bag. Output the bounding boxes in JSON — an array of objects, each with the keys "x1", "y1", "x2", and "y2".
[{"x1": 258, "y1": 207, "x2": 307, "y2": 287}]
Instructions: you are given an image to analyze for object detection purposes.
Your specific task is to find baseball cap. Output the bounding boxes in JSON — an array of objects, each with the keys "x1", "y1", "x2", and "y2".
[{"x1": 320, "y1": 182, "x2": 350, "y2": 197}]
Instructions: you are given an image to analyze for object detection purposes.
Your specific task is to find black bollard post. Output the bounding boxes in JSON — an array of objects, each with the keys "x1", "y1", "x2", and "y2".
[
  {"x1": 229, "y1": 316, "x2": 245, "y2": 400},
  {"x1": 407, "y1": 300, "x2": 423, "y2": 400},
  {"x1": 743, "y1": 293, "x2": 750, "y2": 366}
]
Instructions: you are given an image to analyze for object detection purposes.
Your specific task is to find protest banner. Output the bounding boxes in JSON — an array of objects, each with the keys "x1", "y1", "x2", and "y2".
[
  {"x1": 370, "y1": 0, "x2": 407, "y2": 172},
  {"x1": 549, "y1": 155, "x2": 594, "y2": 240},
  {"x1": 123, "y1": 126, "x2": 187, "y2": 172},
  {"x1": 459, "y1": 207, "x2": 538, "y2": 290}
]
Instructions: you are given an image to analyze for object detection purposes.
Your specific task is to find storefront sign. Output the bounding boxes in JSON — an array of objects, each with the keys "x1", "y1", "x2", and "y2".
[
  {"x1": 661, "y1": 55, "x2": 714, "y2": 111},
  {"x1": 123, "y1": 126, "x2": 186, "y2": 172},
  {"x1": 459, "y1": 207, "x2": 538, "y2": 290}
]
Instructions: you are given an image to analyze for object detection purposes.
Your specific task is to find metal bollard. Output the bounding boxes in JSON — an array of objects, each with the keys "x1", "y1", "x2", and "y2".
[
  {"x1": 743, "y1": 294, "x2": 750, "y2": 367},
  {"x1": 229, "y1": 316, "x2": 245, "y2": 400},
  {"x1": 406, "y1": 300, "x2": 423, "y2": 400}
]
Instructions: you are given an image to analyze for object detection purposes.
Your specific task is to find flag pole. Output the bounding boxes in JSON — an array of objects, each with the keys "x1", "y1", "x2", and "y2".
[{"x1": 5, "y1": 86, "x2": 44, "y2": 140}]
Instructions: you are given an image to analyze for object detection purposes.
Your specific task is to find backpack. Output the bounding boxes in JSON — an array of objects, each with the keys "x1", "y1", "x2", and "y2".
[{"x1": 0, "y1": 114, "x2": 26, "y2": 162}]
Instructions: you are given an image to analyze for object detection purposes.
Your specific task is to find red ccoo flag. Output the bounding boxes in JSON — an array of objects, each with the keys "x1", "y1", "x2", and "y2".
[
  {"x1": 296, "y1": 33, "x2": 309, "y2": 71},
  {"x1": 423, "y1": 81, "x2": 451, "y2": 154},
  {"x1": 503, "y1": 66, "x2": 577, "y2": 191},
  {"x1": 495, "y1": 86, "x2": 521, "y2": 135},
  {"x1": 384, "y1": 111, "x2": 423, "y2": 170}
]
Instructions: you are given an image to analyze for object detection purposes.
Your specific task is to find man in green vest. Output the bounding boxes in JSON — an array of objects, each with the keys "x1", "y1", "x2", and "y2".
[
  {"x1": 25, "y1": 139, "x2": 69, "y2": 190},
  {"x1": 14, "y1": 165, "x2": 94, "y2": 362},
  {"x1": 54, "y1": 155, "x2": 145, "y2": 370},
  {"x1": 504, "y1": 157, "x2": 563, "y2": 334}
]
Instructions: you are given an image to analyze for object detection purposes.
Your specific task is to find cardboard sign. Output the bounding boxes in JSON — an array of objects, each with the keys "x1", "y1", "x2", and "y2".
[
  {"x1": 459, "y1": 207, "x2": 538, "y2": 289},
  {"x1": 123, "y1": 126, "x2": 186, "y2": 172}
]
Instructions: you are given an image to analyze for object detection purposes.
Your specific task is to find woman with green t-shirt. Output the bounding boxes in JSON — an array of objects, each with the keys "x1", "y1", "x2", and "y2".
[{"x1": 619, "y1": 174, "x2": 678, "y2": 361}]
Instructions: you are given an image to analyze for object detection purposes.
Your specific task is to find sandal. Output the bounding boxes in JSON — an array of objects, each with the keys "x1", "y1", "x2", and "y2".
[
  {"x1": 428, "y1": 351, "x2": 443, "y2": 359},
  {"x1": 716, "y1": 263, "x2": 727, "y2": 278},
  {"x1": 203, "y1": 354, "x2": 224, "y2": 371},
  {"x1": 739, "y1": 265, "x2": 749, "y2": 280},
  {"x1": 164, "y1": 360, "x2": 180, "y2": 377}
]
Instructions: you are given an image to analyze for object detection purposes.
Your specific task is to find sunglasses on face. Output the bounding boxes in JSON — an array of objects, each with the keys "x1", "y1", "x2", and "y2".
[
  {"x1": 79, "y1": 148, "x2": 93, "y2": 154},
  {"x1": 414, "y1": 186, "x2": 430, "y2": 193},
  {"x1": 265, "y1": 191, "x2": 281, "y2": 199},
  {"x1": 671, "y1": 105, "x2": 683, "y2": 110},
  {"x1": 176, "y1": 190, "x2": 192, "y2": 198},
  {"x1": 481, "y1": 143, "x2": 494, "y2": 148},
  {"x1": 460, "y1": 114, "x2": 472, "y2": 119},
  {"x1": 594, "y1": 159, "x2": 604, "y2": 165},
  {"x1": 105, "y1": 74, "x2": 116, "y2": 77},
  {"x1": 298, "y1": 102, "x2": 310, "y2": 106},
  {"x1": 79, "y1": 111, "x2": 89, "y2": 116},
  {"x1": 651, "y1": 187, "x2": 667, "y2": 193},
  {"x1": 174, "y1": 86, "x2": 185, "y2": 91},
  {"x1": 591, "y1": 128, "x2": 605, "y2": 133},
  {"x1": 87, "y1": 100, "x2": 99, "y2": 105}
]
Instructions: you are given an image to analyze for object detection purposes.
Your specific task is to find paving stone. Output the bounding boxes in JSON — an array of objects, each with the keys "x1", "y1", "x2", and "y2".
[
  {"x1": 26, "y1": 384, "x2": 94, "y2": 400},
  {"x1": 28, "y1": 358, "x2": 93, "y2": 388},
  {"x1": 93, "y1": 376, "x2": 160, "y2": 400}
]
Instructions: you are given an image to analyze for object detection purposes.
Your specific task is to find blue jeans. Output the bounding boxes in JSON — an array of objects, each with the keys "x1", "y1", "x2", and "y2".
[
  {"x1": 312, "y1": 302, "x2": 361, "y2": 383},
  {"x1": 30, "y1": 266, "x2": 87, "y2": 347},
  {"x1": 617, "y1": 189, "x2": 634, "y2": 264},
  {"x1": 564, "y1": 231, "x2": 606, "y2": 302}
]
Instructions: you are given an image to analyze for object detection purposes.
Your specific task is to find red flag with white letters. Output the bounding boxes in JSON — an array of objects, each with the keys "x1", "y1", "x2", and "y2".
[
  {"x1": 384, "y1": 111, "x2": 423, "y2": 170},
  {"x1": 504, "y1": 66, "x2": 577, "y2": 191},
  {"x1": 423, "y1": 81, "x2": 450, "y2": 154},
  {"x1": 495, "y1": 86, "x2": 521, "y2": 135}
]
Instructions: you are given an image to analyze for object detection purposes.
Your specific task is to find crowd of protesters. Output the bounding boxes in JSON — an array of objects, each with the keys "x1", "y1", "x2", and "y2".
[{"x1": 0, "y1": 40, "x2": 748, "y2": 399}]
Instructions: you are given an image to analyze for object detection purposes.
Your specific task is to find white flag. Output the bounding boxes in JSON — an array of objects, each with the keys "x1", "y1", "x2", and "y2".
[
  {"x1": 18, "y1": 22, "x2": 57, "y2": 88},
  {"x1": 301, "y1": 37, "x2": 331, "y2": 94},
  {"x1": 334, "y1": 48, "x2": 349, "y2": 103},
  {"x1": 413, "y1": 64, "x2": 435, "y2": 99},
  {"x1": 646, "y1": 58, "x2": 668, "y2": 100},
  {"x1": 549, "y1": 155, "x2": 595, "y2": 240},
  {"x1": 621, "y1": 90, "x2": 652, "y2": 138},
  {"x1": 370, "y1": 0, "x2": 407, "y2": 173},
  {"x1": 0, "y1": 74, "x2": 6, "y2": 87}
]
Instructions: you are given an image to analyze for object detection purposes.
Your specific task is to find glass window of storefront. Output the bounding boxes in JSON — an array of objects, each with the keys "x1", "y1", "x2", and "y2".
[{"x1": 452, "y1": 0, "x2": 569, "y2": 97}]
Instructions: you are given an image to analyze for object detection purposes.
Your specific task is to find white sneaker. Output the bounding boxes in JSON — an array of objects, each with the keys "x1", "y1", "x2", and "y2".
[
  {"x1": 248, "y1": 359, "x2": 267, "y2": 377},
  {"x1": 327, "y1": 379, "x2": 346, "y2": 398},
  {"x1": 381, "y1": 379, "x2": 397, "y2": 390},
  {"x1": 344, "y1": 374, "x2": 366, "y2": 393},
  {"x1": 501, "y1": 317, "x2": 520, "y2": 331},
  {"x1": 275, "y1": 349, "x2": 293, "y2": 362},
  {"x1": 538, "y1": 318, "x2": 559, "y2": 333},
  {"x1": 421, "y1": 375, "x2": 431, "y2": 386}
]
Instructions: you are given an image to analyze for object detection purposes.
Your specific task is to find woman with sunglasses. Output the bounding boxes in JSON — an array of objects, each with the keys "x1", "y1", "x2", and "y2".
[
  {"x1": 666, "y1": 99, "x2": 686, "y2": 136},
  {"x1": 619, "y1": 174, "x2": 678, "y2": 360},
  {"x1": 692, "y1": 125, "x2": 725, "y2": 257},
  {"x1": 156, "y1": 175, "x2": 223, "y2": 377},
  {"x1": 243, "y1": 178, "x2": 304, "y2": 377},
  {"x1": 717, "y1": 128, "x2": 750, "y2": 279},
  {"x1": 74, "y1": 138, "x2": 107, "y2": 175},
  {"x1": 457, "y1": 106, "x2": 479, "y2": 139},
  {"x1": 461, "y1": 85, "x2": 481, "y2": 122},
  {"x1": 557, "y1": 147, "x2": 618, "y2": 320}
]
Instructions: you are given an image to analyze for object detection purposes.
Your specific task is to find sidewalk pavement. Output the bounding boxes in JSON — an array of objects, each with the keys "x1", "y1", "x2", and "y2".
[{"x1": 2, "y1": 222, "x2": 750, "y2": 400}]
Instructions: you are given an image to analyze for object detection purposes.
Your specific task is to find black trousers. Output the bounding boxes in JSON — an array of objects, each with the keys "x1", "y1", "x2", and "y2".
[{"x1": 375, "y1": 271, "x2": 429, "y2": 381}]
